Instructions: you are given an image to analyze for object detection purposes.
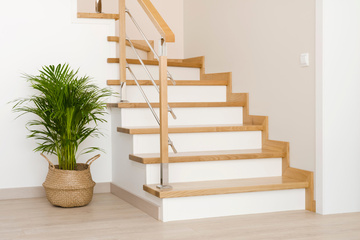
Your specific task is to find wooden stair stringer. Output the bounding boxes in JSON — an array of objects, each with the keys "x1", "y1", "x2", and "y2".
[
  {"x1": 284, "y1": 167, "x2": 315, "y2": 212},
  {"x1": 200, "y1": 60, "x2": 315, "y2": 212}
]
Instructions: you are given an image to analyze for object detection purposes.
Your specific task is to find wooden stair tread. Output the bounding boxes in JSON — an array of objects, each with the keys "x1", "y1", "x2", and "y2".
[
  {"x1": 130, "y1": 148, "x2": 285, "y2": 164},
  {"x1": 107, "y1": 80, "x2": 228, "y2": 86},
  {"x1": 118, "y1": 124, "x2": 264, "y2": 134},
  {"x1": 107, "y1": 102, "x2": 245, "y2": 108},
  {"x1": 107, "y1": 58, "x2": 203, "y2": 68},
  {"x1": 107, "y1": 37, "x2": 152, "y2": 52},
  {"x1": 143, "y1": 176, "x2": 309, "y2": 198},
  {"x1": 77, "y1": 12, "x2": 119, "y2": 20}
]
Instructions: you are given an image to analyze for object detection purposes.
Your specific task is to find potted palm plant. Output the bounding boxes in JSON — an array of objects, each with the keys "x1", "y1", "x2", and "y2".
[{"x1": 13, "y1": 64, "x2": 113, "y2": 207}]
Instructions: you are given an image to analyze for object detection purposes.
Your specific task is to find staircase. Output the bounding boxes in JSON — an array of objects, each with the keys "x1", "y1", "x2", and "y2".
[{"x1": 78, "y1": 0, "x2": 314, "y2": 222}]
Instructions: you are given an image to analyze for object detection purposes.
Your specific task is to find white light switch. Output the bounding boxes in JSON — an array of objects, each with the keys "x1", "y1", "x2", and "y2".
[{"x1": 300, "y1": 53, "x2": 309, "y2": 67}]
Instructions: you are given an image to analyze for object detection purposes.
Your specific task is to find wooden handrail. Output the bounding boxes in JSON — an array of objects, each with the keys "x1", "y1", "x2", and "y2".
[{"x1": 137, "y1": 0, "x2": 175, "y2": 42}]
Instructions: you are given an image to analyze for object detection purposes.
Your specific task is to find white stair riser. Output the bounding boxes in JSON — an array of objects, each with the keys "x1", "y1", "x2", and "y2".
[
  {"x1": 127, "y1": 64, "x2": 200, "y2": 80},
  {"x1": 124, "y1": 85, "x2": 227, "y2": 103},
  {"x1": 133, "y1": 131, "x2": 262, "y2": 154},
  {"x1": 118, "y1": 107, "x2": 243, "y2": 127},
  {"x1": 146, "y1": 158, "x2": 282, "y2": 184},
  {"x1": 161, "y1": 189, "x2": 306, "y2": 222}
]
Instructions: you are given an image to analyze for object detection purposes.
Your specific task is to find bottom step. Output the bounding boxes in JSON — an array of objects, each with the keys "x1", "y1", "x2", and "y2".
[
  {"x1": 144, "y1": 176, "x2": 308, "y2": 222},
  {"x1": 144, "y1": 176, "x2": 309, "y2": 198}
]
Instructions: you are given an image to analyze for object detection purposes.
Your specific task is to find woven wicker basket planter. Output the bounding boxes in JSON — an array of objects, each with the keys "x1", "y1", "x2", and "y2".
[{"x1": 42, "y1": 154, "x2": 99, "y2": 208}]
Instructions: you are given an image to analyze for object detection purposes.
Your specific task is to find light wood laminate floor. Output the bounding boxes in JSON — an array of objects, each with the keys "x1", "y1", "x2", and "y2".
[{"x1": 1, "y1": 193, "x2": 360, "y2": 240}]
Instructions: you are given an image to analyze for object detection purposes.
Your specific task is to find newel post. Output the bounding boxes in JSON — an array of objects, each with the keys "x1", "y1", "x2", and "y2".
[
  {"x1": 157, "y1": 38, "x2": 171, "y2": 190},
  {"x1": 119, "y1": 0, "x2": 127, "y2": 100}
]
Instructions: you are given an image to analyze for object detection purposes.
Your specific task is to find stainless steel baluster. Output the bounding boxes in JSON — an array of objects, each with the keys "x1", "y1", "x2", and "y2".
[
  {"x1": 126, "y1": 37, "x2": 177, "y2": 120},
  {"x1": 125, "y1": 8, "x2": 176, "y2": 86},
  {"x1": 126, "y1": 64, "x2": 177, "y2": 154}
]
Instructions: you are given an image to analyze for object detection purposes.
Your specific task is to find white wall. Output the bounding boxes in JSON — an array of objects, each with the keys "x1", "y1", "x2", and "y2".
[
  {"x1": 316, "y1": 0, "x2": 360, "y2": 214},
  {"x1": 78, "y1": 0, "x2": 184, "y2": 59},
  {"x1": 0, "y1": 0, "x2": 184, "y2": 191},
  {"x1": 0, "y1": 0, "x2": 118, "y2": 189},
  {"x1": 183, "y1": 0, "x2": 316, "y2": 172}
]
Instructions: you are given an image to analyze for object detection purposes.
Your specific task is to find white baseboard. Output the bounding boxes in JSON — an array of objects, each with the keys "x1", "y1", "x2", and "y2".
[
  {"x1": 110, "y1": 183, "x2": 160, "y2": 220},
  {"x1": 0, "y1": 182, "x2": 111, "y2": 201},
  {"x1": 0, "y1": 186, "x2": 46, "y2": 200},
  {"x1": 94, "y1": 182, "x2": 111, "y2": 193}
]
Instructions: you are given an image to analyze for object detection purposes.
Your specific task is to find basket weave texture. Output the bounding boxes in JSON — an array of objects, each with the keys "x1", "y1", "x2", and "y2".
[{"x1": 41, "y1": 154, "x2": 99, "y2": 208}]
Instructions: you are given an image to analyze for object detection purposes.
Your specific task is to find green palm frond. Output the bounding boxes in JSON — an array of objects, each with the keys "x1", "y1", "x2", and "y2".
[{"x1": 12, "y1": 64, "x2": 114, "y2": 170}]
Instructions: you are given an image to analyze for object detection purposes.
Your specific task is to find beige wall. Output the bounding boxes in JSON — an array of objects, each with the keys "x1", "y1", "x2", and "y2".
[
  {"x1": 77, "y1": 0, "x2": 184, "y2": 58},
  {"x1": 184, "y1": 0, "x2": 316, "y2": 171}
]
